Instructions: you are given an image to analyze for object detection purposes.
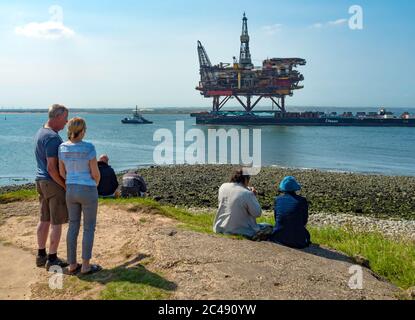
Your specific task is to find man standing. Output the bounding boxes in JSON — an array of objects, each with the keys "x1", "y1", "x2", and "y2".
[{"x1": 34, "y1": 104, "x2": 69, "y2": 270}]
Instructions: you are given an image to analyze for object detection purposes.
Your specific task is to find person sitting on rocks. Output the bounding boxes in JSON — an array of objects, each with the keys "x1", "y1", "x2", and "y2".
[
  {"x1": 269, "y1": 176, "x2": 311, "y2": 249},
  {"x1": 97, "y1": 154, "x2": 119, "y2": 198},
  {"x1": 213, "y1": 168, "x2": 273, "y2": 241},
  {"x1": 120, "y1": 171, "x2": 147, "y2": 198}
]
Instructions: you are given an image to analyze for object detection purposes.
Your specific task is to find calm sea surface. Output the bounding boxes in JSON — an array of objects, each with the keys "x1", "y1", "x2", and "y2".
[{"x1": 1, "y1": 108, "x2": 415, "y2": 185}]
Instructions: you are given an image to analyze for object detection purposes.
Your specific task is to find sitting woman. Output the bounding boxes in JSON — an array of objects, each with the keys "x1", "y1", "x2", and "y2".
[
  {"x1": 270, "y1": 176, "x2": 311, "y2": 249},
  {"x1": 58, "y1": 117, "x2": 102, "y2": 275},
  {"x1": 213, "y1": 168, "x2": 273, "y2": 241}
]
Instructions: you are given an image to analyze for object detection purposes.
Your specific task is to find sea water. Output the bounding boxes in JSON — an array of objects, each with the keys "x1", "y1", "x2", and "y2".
[{"x1": 0, "y1": 109, "x2": 414, "y2": 186}]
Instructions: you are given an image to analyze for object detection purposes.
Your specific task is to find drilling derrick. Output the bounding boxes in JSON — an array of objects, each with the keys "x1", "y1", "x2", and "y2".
[
  {"x1": 197, "y1": 41, "x2": 215, "y2": 88},
  {"x1": 196, "y1": 13, "x2": 306, "y2": 114},
  {"x1": 239, "y1": 13, "x2": 253, "y2": 69}
]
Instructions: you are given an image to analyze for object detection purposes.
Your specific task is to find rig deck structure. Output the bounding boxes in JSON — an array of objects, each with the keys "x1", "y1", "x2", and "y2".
[{"x1": 196, "y1": 13, "x2": 306, "y2": 113}]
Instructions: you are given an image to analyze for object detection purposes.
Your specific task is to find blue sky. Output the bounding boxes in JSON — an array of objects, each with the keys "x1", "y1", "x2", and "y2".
[{"x1": 0, "y1": 0, "x2": 414, "y2": 109}]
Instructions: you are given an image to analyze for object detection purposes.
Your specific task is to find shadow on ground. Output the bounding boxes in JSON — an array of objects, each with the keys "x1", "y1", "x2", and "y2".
[
  {"x1": 300, "y1": 244, "x2": 353, "y2": 264},
  {"x1": 77, "y1": 254, "x2": 177, "y2": 300}
]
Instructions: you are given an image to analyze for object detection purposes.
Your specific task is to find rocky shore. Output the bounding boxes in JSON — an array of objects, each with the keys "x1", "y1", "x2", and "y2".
[
  {"x1": 137, "y1": 165, "x2": 415, "y2": 220},
  {"x1": 0, "y1": 183, "x2": 35, "y2": 195},
  {"x1": 308, "y1": 213, "x2": 415, "y2": 242},
  {"x1": 2, "y1": 165, "x2": 415, "y2": 220}
]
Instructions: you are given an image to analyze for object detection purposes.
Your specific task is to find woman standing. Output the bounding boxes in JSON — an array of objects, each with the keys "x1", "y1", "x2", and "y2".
[{"x1": 59, "y1": 117, "x2": 102, "y2": 275}]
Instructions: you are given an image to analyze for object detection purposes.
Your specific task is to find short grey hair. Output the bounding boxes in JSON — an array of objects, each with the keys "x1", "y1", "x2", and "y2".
[
  {"x1": 48, "y1": 104, "x2": 68, "y2": 119},
  {"x1": 99, "y1": 154, "x2": 109, "y2": 163}
]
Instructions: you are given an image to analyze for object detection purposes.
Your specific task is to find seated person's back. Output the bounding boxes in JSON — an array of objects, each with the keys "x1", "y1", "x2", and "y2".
[
  {"x1": 270, "y1": 176, "x2": 311, "y2": 249},
  {"x1": 214, "y1": 182, "x2": 262, "y2": 238},
  {"x1": 97, "y1": 155, "x2": 119, "y2": 197},
  {"x1": 120, "y1": 171, "x2": 147, "y2": 198},
  {"x1": 213, "y1": 170, "x2": 263, "y2": 239}
]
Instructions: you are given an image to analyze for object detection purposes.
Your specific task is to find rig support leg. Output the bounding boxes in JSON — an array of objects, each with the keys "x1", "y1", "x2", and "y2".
[
  {"x1": 234, "y1": 95, "x2": 248, "y2": 111},
  {"x1": 251, "y1": 96, "x2": 263, "y2": 110},
  {"x1": 218, "y1": 96, "x2": 231, "y2": 111},
  {"x1": 246, "y1": 96, "x2": 252, "y2": 112},
  {"x1": 269, "y1": 96, "x2": 283, "y2": 112},
  {"x1": 212, "y1": 96, "x2": 220, "y2": 112},
  {"x1": 281, "y1": 96, "x2": 286, "y2": 113}
]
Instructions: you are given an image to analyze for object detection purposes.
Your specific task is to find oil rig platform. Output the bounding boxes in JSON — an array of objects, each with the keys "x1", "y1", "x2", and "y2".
[
  {"x1": 191, "y1": 14, "x2": 415, "y2": 127},
  {"x1": 195, "y1": 13, "x2": 306, "y2": 113}
]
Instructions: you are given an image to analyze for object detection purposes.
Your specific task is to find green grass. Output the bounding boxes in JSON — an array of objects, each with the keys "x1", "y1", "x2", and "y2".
[
  {"x1": 101, "y1": 197, "x2": 215, "y2": 234},
  {"x1": 97, "y1": 266, "x2": 176, "y2": 300},
  {"x1": 102, "y1": 197, "x2": 415, "y2": 291},
  {"x1": 1, "y1": 193, "x2": 413, "y2": 294},
  {"x1": 36, "y1": 263, "x2": 175, "y2": 300},
  {"x1": 308, "y1": 227, "x2": 415, "y2": 290},
  {"x1": 0, "y1": 189, "x2": 37, "y2": 204}
]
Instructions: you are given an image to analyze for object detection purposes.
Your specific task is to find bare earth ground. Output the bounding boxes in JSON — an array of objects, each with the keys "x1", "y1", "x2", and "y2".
[{"x1": 0, "y1": 201, "x2": 399, "y2": 300}]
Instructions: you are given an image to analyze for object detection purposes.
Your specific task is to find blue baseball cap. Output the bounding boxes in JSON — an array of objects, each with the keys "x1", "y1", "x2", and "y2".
[{"x1": 279, "y1": 176, "x2": 301, "y2": 192}]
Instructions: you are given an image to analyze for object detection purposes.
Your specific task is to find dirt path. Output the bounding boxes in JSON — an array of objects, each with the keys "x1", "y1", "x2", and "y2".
[
  {"x1": 0, "y1": 201, "x2": 399, "y2": 300},
  {"x1": 0, "y1": 243, "x2": 40, "y2": 300}
]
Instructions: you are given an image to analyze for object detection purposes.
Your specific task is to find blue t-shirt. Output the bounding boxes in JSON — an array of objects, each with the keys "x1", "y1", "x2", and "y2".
[
  {"x1": 58, "y1": 141, "x2": 97, "y2": 187},
  {"x1": 35, "y1": 127, "x2": 63, "y2": 181}
]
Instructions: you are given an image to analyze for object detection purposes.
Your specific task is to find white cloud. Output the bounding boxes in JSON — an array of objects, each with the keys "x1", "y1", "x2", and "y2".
[
  {"x1": 310, "y1": 18, "x2": 348, "y2": 29},
  {"x1": 311, "y1": 23, "x2": 324, "y2": 29},
  {"x1": 262, "y1": 24, "x2": 283, "y2": 35},
  {"x1": 328, "y1": 19, "x2": 348, "y2": 26},
  {"x1": 15, "y1": 21, "x2": 75, "y2": 40}
]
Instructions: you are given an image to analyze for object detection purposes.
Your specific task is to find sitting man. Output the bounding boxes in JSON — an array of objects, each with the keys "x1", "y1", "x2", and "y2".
[
  {"x1": 120, "y1": 171, "x2": 147, "y2": 198},
  {"x1": 213, "y1": 168, "x2": 273, "y2": 241},
  {"x1": 269, "y1": 176, "x2": 311, "y2": 249},
  {"x1": 97, "y1": 155, "x2": 119, "y2": 198}
]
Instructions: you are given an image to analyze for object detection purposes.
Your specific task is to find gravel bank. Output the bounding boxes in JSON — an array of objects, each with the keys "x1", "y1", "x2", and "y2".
[
  {"x1": 0, "y1": 183, "x2": 34, "y2": 194},
  {"x1": 2, "y1": 165, "x2": 415, "y2": 220},
  {"x1": 308, "y1": 213, "x2": 415, "y2": 241},
  {"x1": 138, "y1": 165, "x2": 415, "y2": 220}
]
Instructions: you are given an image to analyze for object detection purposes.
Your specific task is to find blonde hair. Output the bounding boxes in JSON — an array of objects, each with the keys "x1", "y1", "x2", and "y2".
[
  {"x1": 67, "y1": 117, "x2": 86, "y2": 141},
  {"x1": 49, "y1": 104, "x2": 68, "y2": 119}
]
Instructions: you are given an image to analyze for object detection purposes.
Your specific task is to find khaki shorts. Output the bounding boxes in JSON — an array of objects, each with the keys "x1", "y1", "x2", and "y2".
[{"x1": 36, "y1": 180, "x2": 68, "y2": 225}]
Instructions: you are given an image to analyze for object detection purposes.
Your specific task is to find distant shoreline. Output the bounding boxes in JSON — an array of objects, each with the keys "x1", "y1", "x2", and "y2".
[
  {"x1": 0, "y1": 109, "x2": 201, "y2": 115},
  {"x1": 2, "y1": 106, "x2": 415, "y2": 115}
]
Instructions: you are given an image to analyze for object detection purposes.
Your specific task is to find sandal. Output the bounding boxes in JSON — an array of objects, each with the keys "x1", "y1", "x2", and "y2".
[
  {"x1": 67, "y1": 263, "x2": 82, "y2": 276},
  {"x1": 81, "y1": 264, "x2": 103, "y2": 275}
]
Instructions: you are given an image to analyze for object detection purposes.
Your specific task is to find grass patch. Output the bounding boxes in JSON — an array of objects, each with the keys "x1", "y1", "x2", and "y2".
[
  {"x1": 36, "y1": 261, "x2": 176, "y2": 300},
  {"x1": 82, "y1": 265, "x2": 176, "y2": 300},
  {"x1": 102, "y1": 197, "x2": 415, "y2": 291},
  {"x1": 101, "y1": 197, "x2": 214, "y2": 234},
  {"x1": 65, "y1": 276, "x2": 95, "y2": 294},
  {"x1": 309, "y1": 226, "x2": 415, "y2": 290},
  {"x1": 0, "y1": 189, "x2": 37, "y2": 204}
]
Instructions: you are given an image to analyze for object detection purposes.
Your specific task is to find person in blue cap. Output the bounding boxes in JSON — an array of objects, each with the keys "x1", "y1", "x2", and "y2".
[{"x1": 269, "y1": 176, "x2": 311, "y2": 249}]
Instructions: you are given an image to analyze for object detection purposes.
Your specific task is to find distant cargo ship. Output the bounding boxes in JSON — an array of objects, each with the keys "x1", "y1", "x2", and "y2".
[{"x1": 191, "y1": 108, "x2": 415, "y2": 127}]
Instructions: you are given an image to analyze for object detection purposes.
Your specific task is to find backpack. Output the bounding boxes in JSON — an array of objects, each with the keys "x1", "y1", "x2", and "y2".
[{"x1": 120, "y1": 173, "x2": 147, "y2": 198}]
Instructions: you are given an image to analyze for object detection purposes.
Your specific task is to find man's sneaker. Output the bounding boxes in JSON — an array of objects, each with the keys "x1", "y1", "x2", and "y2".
[
  {"x1": 36, "y1": 255, "x2": 48, "y2": 268},
  {"x1": 46, "y1": 257, "x2": 69, "y2": 271}
]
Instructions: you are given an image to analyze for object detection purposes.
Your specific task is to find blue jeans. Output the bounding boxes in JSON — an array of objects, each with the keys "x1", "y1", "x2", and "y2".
[{"x1": 66, "y1": 185, "x2": 98, "y2": 264}]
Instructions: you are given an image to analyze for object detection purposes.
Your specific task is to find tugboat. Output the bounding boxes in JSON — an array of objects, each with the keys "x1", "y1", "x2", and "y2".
[{"x1": 121, "y1": 106, "x2": 153, "y2": 124}]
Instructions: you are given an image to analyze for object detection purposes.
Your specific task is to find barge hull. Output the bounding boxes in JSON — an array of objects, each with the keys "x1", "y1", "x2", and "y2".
[{"x1": 194, "y1": 116, "x2": 415, "y2": 127}]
